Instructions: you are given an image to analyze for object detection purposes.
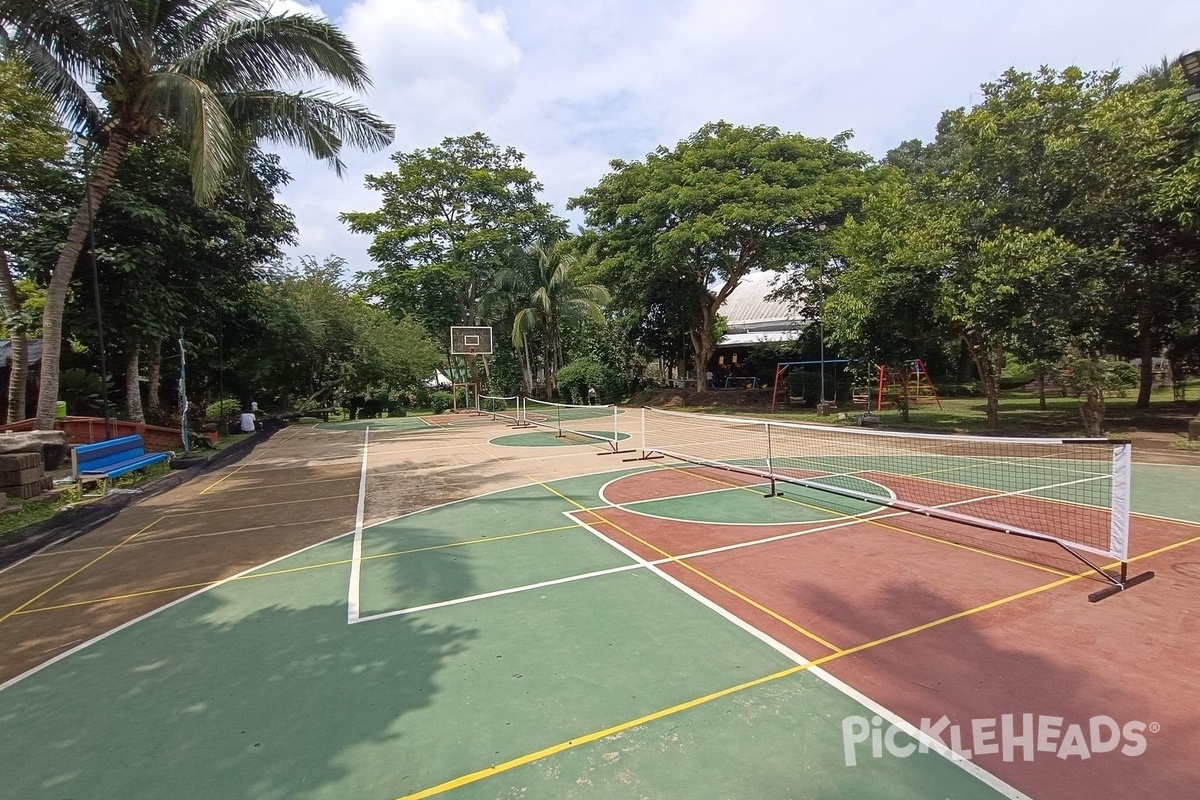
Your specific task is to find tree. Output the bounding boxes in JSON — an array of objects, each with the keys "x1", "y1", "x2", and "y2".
[
  {"x1": 490, "y1": 240, "x2": 609, "y2": 398},
  {"x1": 230, "y1": 257, "x2": 439, "y2": 408},
  {"x1": 342, "y1": 133, "x2": 564, "y2": 338},
  {"x1": 929, "y1": 65, "x2": 1200, "y2": 410},
  {"x1": 571, "y1": 121, "x2": 872, "y2": 391},
  {"x1": 0, "y1": 56, "x2": 70, "y2": 421},
  {"x1": 1, "y1": 0, "x2": 395, "y2": 428},
  {"x1": 1082, "y1": 65, "x2": 1200, "y2": 407},
  {"x1": 60, "y1": 134, "x2": 297, "y2": 421}
]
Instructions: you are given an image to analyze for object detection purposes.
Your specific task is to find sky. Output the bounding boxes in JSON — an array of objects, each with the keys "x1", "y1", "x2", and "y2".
[{"x1": 267, "y1": 0, "x2": 1199, "y2": 275}]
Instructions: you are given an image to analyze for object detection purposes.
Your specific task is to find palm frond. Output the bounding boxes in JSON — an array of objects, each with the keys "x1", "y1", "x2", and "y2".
[
  {"x1": 512, "y1": 307, "x2": 538, "y2": 348},
  {"x1": 225, "y1": 89, "x2": 393, "y2": 174},
  {"x1": 142, "y1": 70, "x2": 236, "y2": 202},
  {"x1": 174, "y1": 13, "x2": 372, "y2": 93},
  {"x1": 2, "y1": 1, "x2": 101, "y2": 91},
  {"x1": 152, "y1": 0, "x2": 258, "y2": 60},
  {"x1": 89, "y1": 0, "x2": 143, "y2": 53},
  {"x1": 9, "y1": 35, "x2": 102, "y2": 135}
]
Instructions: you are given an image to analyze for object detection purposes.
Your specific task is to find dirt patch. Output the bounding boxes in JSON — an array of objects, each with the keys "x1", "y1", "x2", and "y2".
[{"x1": 628, "y1": 388, "x2": 776, "y2": 408}]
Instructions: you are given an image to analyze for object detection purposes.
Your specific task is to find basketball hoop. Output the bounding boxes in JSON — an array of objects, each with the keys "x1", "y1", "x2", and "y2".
[{"x1": 450, "y1": 326, "x2": 493, "y2": 356}]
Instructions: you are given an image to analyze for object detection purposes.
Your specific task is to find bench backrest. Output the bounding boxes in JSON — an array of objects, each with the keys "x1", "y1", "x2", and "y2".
[{"x1": 74, "y1": 435, "x2": 146, "y2": 471}]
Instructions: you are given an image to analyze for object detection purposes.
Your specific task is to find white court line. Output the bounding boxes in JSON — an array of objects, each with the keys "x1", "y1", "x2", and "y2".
[
  {"x1": 346, "y1": 426, "x2": 369, "y2": 624},
  {"x1": 351, "y1": 464, "x2": 1108, "y2": 624},
  {"x1": 30, "y1": 516, "x2": 353, "y2": 557},
  {"x1": 0, "y1": 529, "x2": 355, "y2": 693},
  {"x1": 350, "y1": 561, "x2": 646, "y2": 624},
  {"x1": 596, "y1": 470, "x2": 895, "y2": 528},
  {"x1": 351, "y1": 510, "x2": 889, "y2": 623},
  {"x1": 567, "y1": 512, "x2": 1031, "y2": 800}
]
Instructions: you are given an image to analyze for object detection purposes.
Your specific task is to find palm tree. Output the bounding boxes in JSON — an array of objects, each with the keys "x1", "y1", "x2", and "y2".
[
  {"x1": 495, "y1": 240, "x2": 609, "y2": 399},
  {"x1": 1, "y1": 0, "x2": 395, "y2": 428}
]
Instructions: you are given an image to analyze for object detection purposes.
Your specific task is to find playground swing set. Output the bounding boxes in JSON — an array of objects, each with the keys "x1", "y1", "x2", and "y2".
[{"x1": 770, "y1": 357, "x2": 942, "y2": 413}]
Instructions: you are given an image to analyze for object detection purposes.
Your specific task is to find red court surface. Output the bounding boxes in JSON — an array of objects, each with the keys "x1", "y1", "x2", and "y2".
[{"x1": 568, "y1": 464, "x2": 1200, "y2": 800}]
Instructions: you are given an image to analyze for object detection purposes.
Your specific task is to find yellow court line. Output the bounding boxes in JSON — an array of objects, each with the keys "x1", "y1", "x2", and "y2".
[
  {"x1": 0, "y1": 517, "x2": 164, "y2": 623},
  {"x1": 162, "y1": 494, "x2": 360, "y2": 518},
  {"x1": 1, "y1": 426, "x2": 350, "y2": 622},
  {"x1": 199, "y1": 424, "x2": 310, "y2": 494},
  {"x1": 1131, "y1": 510, "x2": 1200, "y2": 530},
  {"x1": 12, "y1": 524, "x2": 580, "y2": 616},
  {"x1": 531, "y1": 478, "x2": 843, "y2": 654},
  {"x1": 396, "y1": 528, "x2": 1200, "y2": 800},
  {"x1": 420, "y1": 416, "x2": 502, "y2": 462},
  {"x1": 672, "y1": 465, "x2": 1075, "y2": 578},
  {"x1": 398, "y1": 663, "x2": 809, "y2": 800},
  {"x1": 198, "y1": 475, "x2": 361, "y2": 494}
]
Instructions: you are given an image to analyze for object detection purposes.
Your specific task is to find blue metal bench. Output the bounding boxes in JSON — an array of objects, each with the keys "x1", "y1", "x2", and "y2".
[{"x1": 71, "y1": 434, "x2": 171, "y2": 495}]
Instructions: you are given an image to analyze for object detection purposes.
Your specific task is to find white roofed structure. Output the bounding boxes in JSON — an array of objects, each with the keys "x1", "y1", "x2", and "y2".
[{"x1": 716, "y1": 271, "x2": 804, "y2": 347}]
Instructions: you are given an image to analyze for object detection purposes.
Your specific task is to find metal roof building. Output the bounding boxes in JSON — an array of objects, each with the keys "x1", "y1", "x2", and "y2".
[{"x1": 717, "y1": 271, "x2": 803, "y2": 347}]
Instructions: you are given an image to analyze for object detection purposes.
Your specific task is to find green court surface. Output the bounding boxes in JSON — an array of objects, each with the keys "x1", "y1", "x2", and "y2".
[
  {"x1": 0, "y1": 466, "x2": 1018, "y2": 800},
  {"x1": 613, "y1": 480, "x2": 883, "y2": 525},
  {"x1": 317, "y1": 416, "x2": 439, "y2": 432},
  {"x1": 488, "y1": 429, "x2": 631, "y2": 447}
]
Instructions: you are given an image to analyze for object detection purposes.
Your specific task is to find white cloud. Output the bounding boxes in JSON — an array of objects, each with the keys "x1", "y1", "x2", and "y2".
[{"x1": 271, "y1": 0, "x2": 1200, "y2": 274}]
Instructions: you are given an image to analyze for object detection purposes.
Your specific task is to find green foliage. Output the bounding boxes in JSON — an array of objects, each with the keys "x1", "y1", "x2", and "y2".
[
  {"x1": 58, "y1": 368, "x2": 110, "y2": 415},
  {"x1": 226, "y1": 256, "x2": 441, "y2": 410},
  {"x1": 2, "y1": 2, "x2": 392, "y2": 204},
  {"x1": 485, "y1": 239, "x2": 610, "y2": 398},
  {"x1": 342, "y1": 133, "x2": 565, "y2": 335},
  {"x1": 1055, "y1": 353, "x2": 1140, "y2": 435},
  {"x1": 557, "y1": 357, "x2": 619, "y2": 405},
  {"x1": 0, "y1": 59, "x2": 69, "y2": 201},
  {"x1": 429, "y1": 391, "x2": 455, "y2": 414},
  {"x1": 59, "y1": 135, "x2": 297, "y2": 369},
  {"x1": 205, "y1": 399, "x2": 242, "y2": 422},
  {"x1": 572, "y1": 121, "x2": 873, "y2": 389}
]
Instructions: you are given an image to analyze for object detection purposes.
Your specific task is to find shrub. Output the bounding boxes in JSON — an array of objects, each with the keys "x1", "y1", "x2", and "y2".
[
  {"x1": 558, "y1": 357, "x2": 621, "y2": 404},
  {"x1": 205, "y1": 398, "x2": 242, "y2": 422},
  {"x1": 429, "y1": 391, "x2": 454, "y2": 413}
]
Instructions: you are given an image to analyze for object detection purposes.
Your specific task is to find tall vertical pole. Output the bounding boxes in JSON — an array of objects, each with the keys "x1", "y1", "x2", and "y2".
[
  {"x1": 818, "y1": 283, "x2": 826, "y2": 405},
  {"x1": 178, "y1": 329, "x2": 190, "y2": 455},
  {"x1": 82, "y1": 145, "x2": 112, "y2": 439}
]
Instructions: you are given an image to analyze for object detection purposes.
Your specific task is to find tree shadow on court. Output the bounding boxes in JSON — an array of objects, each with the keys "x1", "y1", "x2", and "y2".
[
  {"x1": 791, "y1": 579, "x2": 1200, "y2": 797},
  {"x1": 2, "y1": 585, "x2": 480, "y2": 799}
]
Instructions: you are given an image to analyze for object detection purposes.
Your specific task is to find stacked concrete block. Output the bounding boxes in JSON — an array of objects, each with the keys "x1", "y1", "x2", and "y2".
[{"x1": 0, "y1": 452, "x2": 48, "y2": 499}]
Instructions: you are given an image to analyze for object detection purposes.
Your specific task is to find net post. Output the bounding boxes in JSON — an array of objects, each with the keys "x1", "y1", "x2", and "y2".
[
  {"x1": 1086, "y1": 441, "x2": 1153, "y2": 601},
  {"x1": 763, "y1": 421, "x2": 777, "y2": 498}
]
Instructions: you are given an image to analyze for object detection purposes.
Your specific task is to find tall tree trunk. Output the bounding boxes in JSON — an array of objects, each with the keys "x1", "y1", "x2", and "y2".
[
  {"x1": 146, "y1": 338, "x2": 162, "y2": 411},
  {"x1": 1037, "y1": 371, "x2": 1047, "y2": 411},
  {"x1": 0, "y1": 251, "x2": 28, "y2": 422},
  {"x1": 957, "y1": 339, "x2": 974, "y2": 383},
  {"x1": 691, "y1": 302, "x2": 719, "y2": 393},
  {"x1": 35, "y1": 130, "x2": 132, "y2": 430},
  {"x1": 520, "y1": 335, "x2": 534, "y2": 395},
  {"x1": 966, "y1": 335, "x2": 1001, "y2": 428},
  {"x1": 1135, "y1": 307, "x2": 1154, "y2": 409},
  {"x1": 125, "y1": 343, "x2": 144, "y2": 423}
]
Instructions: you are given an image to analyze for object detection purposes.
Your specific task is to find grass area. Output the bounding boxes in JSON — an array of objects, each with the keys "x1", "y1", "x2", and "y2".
[
  {"x1": 0, "y1": 494, "x2": 75, "y2": 540},
  {"x1": 1170, "y1": 439, "x2": 1200, "y2": 452},
  {"x1": 669, "y1": 384, "x2": 1199, "y2": 438}
]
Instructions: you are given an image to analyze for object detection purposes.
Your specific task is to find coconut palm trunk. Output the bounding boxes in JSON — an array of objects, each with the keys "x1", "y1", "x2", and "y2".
[
  {"x1": 3, "y1": 2, "x2": 393, "y2": 430},
  {"x1": 146, "y1": 338, "x2": 162, "y2": 411},
  {"x1": 0, "y1": 251, "x2": 28, "y2": 422},
  {"x1": 35, "y1": 131, "x2": 132, "y2": 428},
  {"x1": 124, "y1": 342, "x2": 144, "y2": 423}
]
